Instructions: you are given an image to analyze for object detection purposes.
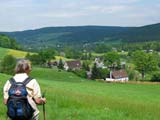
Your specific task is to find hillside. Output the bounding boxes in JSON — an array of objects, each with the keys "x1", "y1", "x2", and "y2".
[
  {"x1": 1, "y1": 26, "x2": 129, "y2": 49},
  {"x1": 0, "y1": 47, "x2": 33, "y2": 59},
  {"x1": 0, "y1": 67, "x2": 160, "y2": 120},
  {"x1": 118, "y1": 23, "x2": 160, "y2": 42},
  {"x1": 1, "y1": 23, "x2": 160, "y2": 49}
]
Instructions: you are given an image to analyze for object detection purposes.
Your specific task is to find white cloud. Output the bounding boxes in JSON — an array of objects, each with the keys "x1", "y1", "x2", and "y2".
[
  {"x1": 38, "y1": 12, "x2": 87, "y2": 18},
  {"x1": 103, "y1": 0, "x2": 142, "y2": 5},
  {"x1": 0, "y1": 0, "x2": 160, "y2": 31},
  {"x1": 86, "y1": 5, "x2": 130, "y2": 14}
]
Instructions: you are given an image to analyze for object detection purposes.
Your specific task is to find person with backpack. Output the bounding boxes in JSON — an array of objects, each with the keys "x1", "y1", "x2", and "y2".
[{"x1": 3, "y1": 59, "x2": 46, "y2": 120}]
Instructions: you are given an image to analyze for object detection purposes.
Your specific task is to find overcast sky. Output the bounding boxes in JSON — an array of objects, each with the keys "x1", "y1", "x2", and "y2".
[{"x1": 0, "y1": 0, "x2": 160, "y2": 31}]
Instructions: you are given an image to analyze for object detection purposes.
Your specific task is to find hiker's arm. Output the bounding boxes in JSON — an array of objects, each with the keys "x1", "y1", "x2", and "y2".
[
  {"x1": 34, "y1": 97, "x2": 46, "y2": 105},
  {"x1": 32, "y1": 80, "x2": 46, "y2": 104},
  {"x1": 3, "y1": 80, "x2": 10, "y2": 105}
]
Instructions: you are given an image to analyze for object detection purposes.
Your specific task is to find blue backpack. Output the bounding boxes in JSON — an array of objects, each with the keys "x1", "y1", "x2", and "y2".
[{"x1": 7, "y1": 77, "x2": 34, "y2": 120}]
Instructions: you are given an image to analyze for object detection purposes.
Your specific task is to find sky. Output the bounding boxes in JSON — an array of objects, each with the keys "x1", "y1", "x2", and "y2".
[{"x1": 0, "y1": 0, "x2": 160, "y2": 31}]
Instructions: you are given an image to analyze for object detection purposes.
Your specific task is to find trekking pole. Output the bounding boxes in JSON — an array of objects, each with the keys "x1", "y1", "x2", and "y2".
[{"x1": 42, "y1": 91, "x2": 46, "y2": 120}]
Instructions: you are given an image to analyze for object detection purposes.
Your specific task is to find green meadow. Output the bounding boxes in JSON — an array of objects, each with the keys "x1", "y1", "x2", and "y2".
[
  {"x1": 0, "y1": 47, "x2": 8, "y2": 59},
  {"x1": 0, "y1": 67, "x2": 160, "y2": 120},
  {"x1": 0, "y1": 47, "x2": 32, "y2": 59}
]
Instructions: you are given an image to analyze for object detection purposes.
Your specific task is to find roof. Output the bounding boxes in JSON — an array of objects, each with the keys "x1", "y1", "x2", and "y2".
[
  {"x1": 66, "y1": 60, "x2": 81, "y2": 69},
  {"x1": 112, "y1": 70, "x2": 128, "y2": 79}
]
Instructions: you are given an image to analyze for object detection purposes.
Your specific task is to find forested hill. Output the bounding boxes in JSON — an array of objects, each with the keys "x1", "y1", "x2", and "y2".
[
  {"x1": 1, "y1": 23, "x2": 160, "y2": 49},
  {"x1": 118, "y1": 23, "x2": 160, "y2": 42}
]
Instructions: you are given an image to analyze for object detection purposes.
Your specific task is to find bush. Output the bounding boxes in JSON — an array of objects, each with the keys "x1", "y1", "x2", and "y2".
[
  {"x1": 73, "y1": 69, "x2": 87, "y2": 78},
  {"x1": 98, "y1": 68, "x2": 110, "y2": 80},
  {"x1": 91, "y1": 63, "x2": 109, "y2": 80},
  {"x1": 0, "y1": 55, "x2": 16, "y2": 75},
  {"x1": 151, "y1": 71, "x2": 160, "y2": 82},
  {"x1": 82, "y1": 61, "x2": 90, "y2": 71}
]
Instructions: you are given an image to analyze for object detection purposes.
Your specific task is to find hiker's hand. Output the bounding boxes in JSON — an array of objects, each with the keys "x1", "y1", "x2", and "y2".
[
  {"x1": 41, "y1": 98, "x2": 46, "y2": 104},
  {"x1": 35, "y1": 97, "x2": 46, "y2": 104},
  {"x1": 3, "y1": 99, "x2": 7, "y2": 105}
]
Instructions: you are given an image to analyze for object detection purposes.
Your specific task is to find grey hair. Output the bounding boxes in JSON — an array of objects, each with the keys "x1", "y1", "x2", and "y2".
[{"x1": 15, "y1": 59, "x2": 32, "y2": 73}]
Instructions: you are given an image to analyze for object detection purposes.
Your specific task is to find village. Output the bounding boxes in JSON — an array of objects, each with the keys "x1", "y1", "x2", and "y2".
[{"x1": 47, "y1": 55, "x2": 128, "y2": 82}]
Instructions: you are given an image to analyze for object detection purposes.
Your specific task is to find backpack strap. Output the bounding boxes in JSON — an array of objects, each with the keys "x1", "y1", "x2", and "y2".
[
  {"x1": 23, "y1": 77, "x2": 33, "y2": 86},
  {"x1": 9, "y1": 77, "x2": 32, "y2": 86},
  {"x1": 9, "y1": 78, "x2": 16, "y2": 85}
]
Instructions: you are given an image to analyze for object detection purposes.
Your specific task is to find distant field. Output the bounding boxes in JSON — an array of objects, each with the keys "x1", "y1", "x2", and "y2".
[
  {"x1": 0, "y1": 67, "x2": 160, "y2": 120},
  {"x1": 0, "y1": 47, "x2": 70, "y2": 61},
  {"x1": 7, "y1": 49, "x2": 29, "y2": 58},
  {"x1": 0, "y1": 47, "x2": 34, "y2": 59},
  {"x1": 54, "y1": 56, "x2": 73, "y2": 61},
  {"x1": 92, "y1": 52, "x2": 104, "y2": 56}
]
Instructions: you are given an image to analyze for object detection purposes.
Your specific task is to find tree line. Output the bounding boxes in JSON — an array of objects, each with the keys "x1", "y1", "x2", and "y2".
[
  {"x1": 0, "y1": 34, "x2": 20, "y2": 49},
  {"x1": 1, "y1": 49, "x2": 160, "y2": 82}
]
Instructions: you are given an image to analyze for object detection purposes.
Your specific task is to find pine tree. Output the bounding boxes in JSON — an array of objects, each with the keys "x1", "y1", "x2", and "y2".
[
  {"x1": 91, "y1": 63, "x2": 99, "y2": 80},
  {"x1": 57, "y1": 58, "x2": 64, "y2": 70}
]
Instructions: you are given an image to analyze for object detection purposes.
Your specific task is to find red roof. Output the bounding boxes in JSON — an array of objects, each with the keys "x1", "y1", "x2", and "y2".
[
  {"x1": 66, "y1": 60, "x2": 81, "y2": 69},
  {"x1": 112, "y1": 70, "x2": 128, "y2": 79}
]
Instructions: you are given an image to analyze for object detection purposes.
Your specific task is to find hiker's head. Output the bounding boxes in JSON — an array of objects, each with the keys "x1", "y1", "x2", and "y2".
[{"x1": 15, "y1": 59, "x2": 32, "y2": 74}]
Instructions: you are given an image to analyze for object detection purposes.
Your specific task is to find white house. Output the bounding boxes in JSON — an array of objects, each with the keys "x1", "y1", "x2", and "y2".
[{"x1": 106, "y1": 70, "x2": 128, "y2": 82}]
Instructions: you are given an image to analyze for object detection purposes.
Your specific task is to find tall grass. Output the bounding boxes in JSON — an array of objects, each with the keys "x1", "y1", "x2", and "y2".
[
  {"x1": 0, "y1": 67, "x2": 160, "y2": 120},
  {"x1": 0, "y1": 73, "x2": 11, "y2": 120},
  {"x1": 38, "y1": 79, "x2": 160, "y2": 120}
]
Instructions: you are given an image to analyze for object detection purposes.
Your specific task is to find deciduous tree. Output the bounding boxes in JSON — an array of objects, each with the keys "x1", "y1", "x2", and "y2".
[
  {"x1": 104, "y1": 51, "x2": 120, "y2": 70},
  {"x1": 0, "y1": 55, "x2": 16, "y2": 75},
  {"x1": 132, "y1": 51, "x2": 158, "y2": 80}
]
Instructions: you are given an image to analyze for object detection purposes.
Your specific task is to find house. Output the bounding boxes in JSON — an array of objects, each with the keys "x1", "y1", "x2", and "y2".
[
  {"x1": 106, "y1": 69, "x2": 128, "y2": 82},
  {"x1": 95, "y1": 57, "x2": 107, "y2": 69},
  {"x1": 64, "y1": 60, "x2": 82, "y2": 71}
]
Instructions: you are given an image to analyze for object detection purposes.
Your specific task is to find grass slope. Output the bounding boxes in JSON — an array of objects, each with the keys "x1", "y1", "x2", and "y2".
[
  {"x1": 7, "y1": 49, "x2": 29, "y2": 58},
  {"x1": 0, "y1": 67, "x2": 160, "y2": 120},
  {"x1": 0, "y1": 47, "x2": 32, "y2": 59},
  {"x1": 0, "y1": 47, "x2": 8, "y2": 59},
  {"x1": 0, "y1": 73, "x2": 11, "y2": 120}
]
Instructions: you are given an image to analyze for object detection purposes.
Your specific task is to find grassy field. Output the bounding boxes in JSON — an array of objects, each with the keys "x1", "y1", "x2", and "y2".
[
  {"x1": 0, "y1": 67, "x2": 160, "y2": 120},
  {"x1": 0, "y1": 47, "x2": 71, "y2": 61},
  {"x1": 7, "y1": 49, "x2": 29, "y2": 58},
  {"x1": 0, "y1": 47, "x2": 8, "y2": 59},
  {"x1": 55, "y1": 56, "x2": 73, "y2": 61},
  {"x1": 0, "y1": 47, "x2": 32, "y2": 59}
]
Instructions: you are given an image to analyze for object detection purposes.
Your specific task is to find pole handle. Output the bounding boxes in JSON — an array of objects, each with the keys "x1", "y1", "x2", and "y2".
[{"x1": 42, "y1": 91, "x2": 46, "y2": 98}]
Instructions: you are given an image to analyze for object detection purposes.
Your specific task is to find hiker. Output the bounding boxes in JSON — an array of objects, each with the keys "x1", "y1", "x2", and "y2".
[{"x1": 3, "y1": 59, "x2": 46, "y2": 120}]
